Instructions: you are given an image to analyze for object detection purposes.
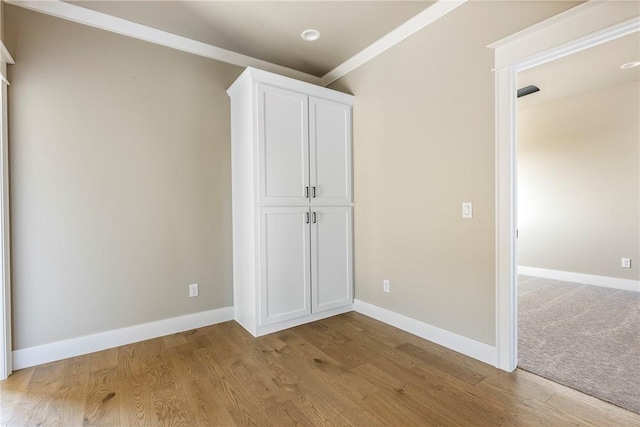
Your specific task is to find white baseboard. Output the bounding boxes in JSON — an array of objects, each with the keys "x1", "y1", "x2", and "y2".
[
  {"x1": 12, "y1": 306, "x2": 234, "y2": 370},
  {"x1": 253, "y1": 305, "x2": 353, "y2": 337},
  {"x1": 518, "y1": 266, "x2": 640, "y2": 292},
  {"x1": 353, "y1": 299, "x2": 497, "y2": 367}
]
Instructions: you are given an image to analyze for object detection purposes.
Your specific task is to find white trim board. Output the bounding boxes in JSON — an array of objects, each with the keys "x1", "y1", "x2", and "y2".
[
  {"x1": 7, "y1": 0, "x2": 468, "y2": 88},
  {"x1": 488, "y1": 0, "x2": 640, "y2": 71},
  {"x1": 518, "y1": 266, "x2": 640, "y2": 293},
  {"x1": 0, "y1": 41, "x2": 15, "y2": 65},
  {"x1": 12, "y1": 302, "x2": 499, "y2": 371},
  {"x1": 319, "y1": 0, "x2": 467, "y2": 86},
  {"x1": 6, "y1": 0, "x2": 320, "y2": 84},
  {"x1": 353, "y1": 299, "x2": 497, "y2": 367},
  {"x1": 12, "y1": 306, "x2": 233, "y2": 370},
  {"x1": 0, "y1": 61, "x2": 10, "y2": 379}
]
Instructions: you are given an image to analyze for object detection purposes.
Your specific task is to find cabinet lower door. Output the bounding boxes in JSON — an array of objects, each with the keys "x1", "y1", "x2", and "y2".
[
  {"x1": 259, "y1": 207, "x2": 311, "y2": 325},
  {"x1": 310, "y1": 207, "x2": 353, "y2": 313}
]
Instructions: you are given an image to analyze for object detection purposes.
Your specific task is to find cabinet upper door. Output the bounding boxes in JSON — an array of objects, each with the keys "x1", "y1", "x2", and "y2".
[
  {"x1": 257, "y1": 84, "x2": 309, "y2": 205},
  {"x1": 259, "y1": 207, "x2": 312, "y2": 325},
  {"x1": 309, "y1": 97, "x2": 352, "y2": 205},
  {"x1": 310, "y1": 207, "x2": 353, "y2": 313}
]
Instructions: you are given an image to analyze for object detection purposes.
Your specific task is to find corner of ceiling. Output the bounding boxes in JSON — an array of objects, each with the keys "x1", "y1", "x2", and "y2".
[{"x1": 7, "y1": 0, "x2": 468, "y2": 88}]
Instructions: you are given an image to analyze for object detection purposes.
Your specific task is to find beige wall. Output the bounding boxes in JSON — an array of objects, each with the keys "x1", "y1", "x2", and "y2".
[
  {"x1": 330, "y1": 1, "x2": 580, "y2": 345},
  {"x1": 518, "y1": 82, "x2": 640, "y2": 281},
  {"x1": 6, "y1": 6, "x2": 243, "y2": 349},
  {"x1": 0, "y1": 1, "x2": 5, "y2": 42},
  {"x1": 6, "y1": 1, "x2": 586, "y2": 351},
  {"x1": 1, "y1": 2, "x2": 4, "y2": 41}
]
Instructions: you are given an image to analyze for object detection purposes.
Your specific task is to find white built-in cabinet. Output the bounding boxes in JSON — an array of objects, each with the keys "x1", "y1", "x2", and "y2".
[{"x1": 227, "y1": 67, "x2": 354, "y2": 337}]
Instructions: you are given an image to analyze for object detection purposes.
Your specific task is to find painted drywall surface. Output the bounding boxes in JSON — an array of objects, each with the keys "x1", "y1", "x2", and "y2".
[
  {"x1": 518, "y1": 82, "x2": 640, "y2": 281},
  {"x1": 6, "y1": 6, "x2": 243, "y2": 349},
  {"x1": 330, "y1": 1, "x2": 580, "y2": 345}
]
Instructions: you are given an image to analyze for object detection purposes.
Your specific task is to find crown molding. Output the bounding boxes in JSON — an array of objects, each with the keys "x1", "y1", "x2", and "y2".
[
  {"x1": 320, "y1": 0, "x2": 467, "y2": 86},
  {"x1": 5, "y1": 0, "x2": 322, "y2": 85},
  {"x1": 0, "y1": 41, "x2": 14, "y2": 65},
  {"x1": 487, "y1": 1, "x2": 607, "y2": 50},
  {"x1": 7, "y1": 0, "x2": 468, "y2": 87},
  {"x1": 488, "y1": 0, "x2": 640, "y2": 71}
]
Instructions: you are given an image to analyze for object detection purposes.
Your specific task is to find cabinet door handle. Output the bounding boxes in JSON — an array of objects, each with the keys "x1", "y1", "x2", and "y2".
[
  {"x1": 312, "y1": 186, "x2": 317, "y2": 198},
  {"x1": 305, "y1": 212, "x2": 310, "y2": 223},
  {"x1": 305, "y1": 186, "x2": 309, "y2": 198},
  {"x1": 312, "y1": 212, "x2": 317, "y2": 223}
]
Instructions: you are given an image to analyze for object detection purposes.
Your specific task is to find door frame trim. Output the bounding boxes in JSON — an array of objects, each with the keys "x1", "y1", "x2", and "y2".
[
  {"x1": 0, "y1": 42, "x2": 14, "y2": 380},
  {"x1": 490, "y1": 0, "x2": 639, "y2": 371}
]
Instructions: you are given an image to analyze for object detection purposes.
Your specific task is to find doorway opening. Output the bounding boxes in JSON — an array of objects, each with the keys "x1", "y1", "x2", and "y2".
[
  {"x1": 515, "y1": 33, "x2": 640, "y2": 413},
  {"x1": 491, "y1": 0, "x2": 639, "y2": 373}
]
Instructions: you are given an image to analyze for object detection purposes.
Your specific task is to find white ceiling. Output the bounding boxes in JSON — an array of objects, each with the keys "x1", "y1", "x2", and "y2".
[
  {"x1": 66, "y1": 0, "x2": 434, "y2": 77},
  {"x1": 518, "y1": 32, "x2": 640, "y2": 109}
]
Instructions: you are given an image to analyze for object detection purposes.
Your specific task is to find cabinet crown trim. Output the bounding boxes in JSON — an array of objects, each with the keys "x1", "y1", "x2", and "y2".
[{"x1": 227, "y1": 67, "x2": 354, "y2": 105}]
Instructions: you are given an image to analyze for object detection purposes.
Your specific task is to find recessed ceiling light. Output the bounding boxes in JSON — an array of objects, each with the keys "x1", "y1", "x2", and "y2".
[
  {"x1": 301, "y1": 29, "x2": 321, "y2": 42},
  {"x1": 620, "y1": 61, "x2": 640, "y2": 69}
]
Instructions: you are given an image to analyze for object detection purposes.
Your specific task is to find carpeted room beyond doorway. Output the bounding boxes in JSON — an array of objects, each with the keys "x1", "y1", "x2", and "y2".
[{"x1": 518, "y1": 275, "x2": 640, "y2": 414}]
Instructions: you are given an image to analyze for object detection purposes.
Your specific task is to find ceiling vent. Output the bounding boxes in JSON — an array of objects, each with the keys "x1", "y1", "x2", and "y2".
[{"x1": 517, "y1": 85, "x2": 540, "y2": 98}]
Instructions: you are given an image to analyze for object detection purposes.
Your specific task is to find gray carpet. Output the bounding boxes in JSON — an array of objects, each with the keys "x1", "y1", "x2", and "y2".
[{"x1": 518, "y1": 275, "x2": 640, "y2": 414}]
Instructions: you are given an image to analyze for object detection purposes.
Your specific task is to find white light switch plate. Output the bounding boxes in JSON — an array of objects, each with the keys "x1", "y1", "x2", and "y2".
[{"x1": 462, "y1": 202, "x2": 473, "y2": 219}]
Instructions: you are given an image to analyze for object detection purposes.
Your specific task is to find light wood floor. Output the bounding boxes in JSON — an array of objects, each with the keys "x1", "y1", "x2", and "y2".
[{"x1": 2, "y1": 312, "x2": 639, "y2": 426}]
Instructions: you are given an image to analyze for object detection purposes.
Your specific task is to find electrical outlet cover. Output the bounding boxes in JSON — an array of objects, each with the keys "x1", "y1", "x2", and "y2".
[{"x1": 189, "y1": 283, "x2": 199, "y2": 297}]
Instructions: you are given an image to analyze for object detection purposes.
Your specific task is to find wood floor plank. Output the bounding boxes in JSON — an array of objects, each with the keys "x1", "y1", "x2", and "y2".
[
  {"x1": 83, "y1": 366, "x2": 120, "y2": 426},
  {"x1": 199, "y1": 327, "x2": 246, "y2": 364},
  {"x1": 142, "y1": 346, "x2": 198, "y2": 426},
  {"x1": 482, "y1": 367, "x2": 558, "y2": 403},
  {"x1": 351, "y1": 362, "x2": 460, "y2": 426},
  {"x1": 472, "y1": 376, "x2": 599, "y2": 427},
  {"x1": 148, "y1": 381, "x2": 198, "y2": 427},
  {"x1": 264, "y1": 399, "x2": 316, "y2": 426},
  {"x1": 546, "y1": 384, "x2": 640, "y2": 427},
  {"x1": 281, "y1": 329, "x2": 380, "y2": 402},
  {"x1": 334, "y1": 312, "x2": 500, "y2": 378},
  {"x1": 249, "y1": 337, "x2": 355, "y2": 426},
  {"x1": 143, "y1": 349, "x2": 175, "y2": 388},
  {"x1": 272, "y1": 348, "x2": 385, "y2": 425},
  {"x1": 319, "y1": 313, "x2": 427, "y2": 370},
  {"x1": 278, "y1": 394, "x2": 352, "y2": 427},
  {"x1": 167, "y1": 345, "x2": 236, "y2": 426},
  {"x1": 3, "y1": 312, "x2": 639, "y2": 426},
  {"x1": 256, "y1": 333, "x2": 291, "y2": 357},
  {"x1": 46, "y1": 355, "x2": 91, "y2": 426},
  {"x1": 0, "y1": 366, "x2": 34, "y2": 425},
  {"x1": 8, "y1": 361, "x2": 65, "y2": 426},
  {"x1": 89, "y1": 346, "x2": 118, "y2": 372},
  {"x1": 161, "y1": 331, "x2": 189, "y2": 349},
  {"x1": 397, "y1": 342, "x2": 487, "y2": 386},
  {"x1": 327, "y1": 319, "x2": 507, "y2": 425},
  {"x1": 117, "y1": 342, "x2": 145, "y2": 380},
  {"x1": 360, "y1": 390, "x2": 451, "y2": 426},
  {"x1": 225, "y1": 354, "x2": 290, "y2": 409},
  {"x1": 292, "y1": 321, "x2": 352, "y2": 348},
  {"x1": 195, "y1": 344, "x2": 273, "y2": 426},
  {"x1": 366, "y1": 353, "x2": 507, "y2": 426},
  {"x1": 118, "y1": 373, "x2": 157, "y2": 426}
]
